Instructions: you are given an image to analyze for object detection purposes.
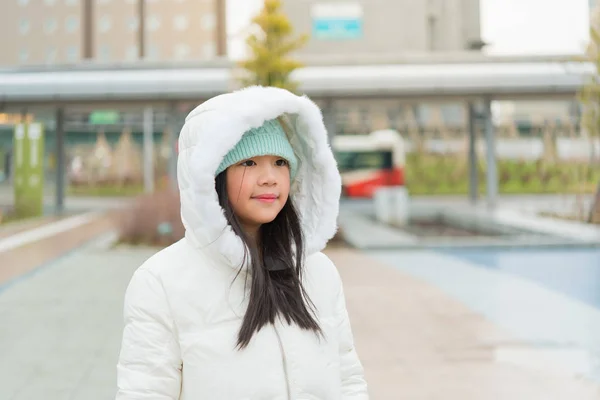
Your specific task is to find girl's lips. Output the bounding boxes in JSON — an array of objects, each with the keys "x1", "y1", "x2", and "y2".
[{"x1": 253, "y1": 194, "x2": 278, "y2": 203}]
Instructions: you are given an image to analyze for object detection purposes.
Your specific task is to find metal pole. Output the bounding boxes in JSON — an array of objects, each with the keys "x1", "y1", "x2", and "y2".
[
  {"x1": 167, "y1": 103, "x2": 179, "y2": 191},
  {"x1": 82, "y1": 0, "x2": 94, "y2": 59},
  {"x1": 323, "y1": 99, "x2": 337, "y2": 146},
  {"x1": 467, "y1": 102, "x2": 478, "y2": 205},
  {"x1": 55, "y1": 107, "x2": 66, "y2": 214},
  {"x1": 143, "y1": 107, "x2": 154, "y2": 193},
  {"x1": 138, "y1": 0, "x2": 146, "y2": 59},
  {"x1": 215, "y1": 0, "x2": 227, "y2": 57},
  {"x1": 483, "y1": 98, "x2": 497, "y2": 209}
]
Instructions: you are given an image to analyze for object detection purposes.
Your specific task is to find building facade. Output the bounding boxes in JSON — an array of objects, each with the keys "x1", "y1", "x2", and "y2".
[
  {"x1": 0, "y1": 0, "x2": 227, "y2": 67},
  {"x1": 282, "y1": 0, "x2": 482, "y2": 58}
]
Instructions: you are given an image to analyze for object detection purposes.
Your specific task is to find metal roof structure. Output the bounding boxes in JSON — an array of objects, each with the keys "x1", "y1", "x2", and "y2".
[
  {"x1": 0, "y1": 60, "x2": 594, "y2": 104},
  {"x1": 0, "y1": 67, "x2": 231, "y2": 103},
  {"x1": 296, "y1": 62, "x2": 594, "y2": 98}
]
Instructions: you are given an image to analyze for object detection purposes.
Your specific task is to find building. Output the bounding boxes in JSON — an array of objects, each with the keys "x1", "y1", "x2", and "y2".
[
  {"x1": 0, "y1": 0, "x2": 227, "y2": 67},
  {"x1": 590, "y1": 0, "x2": 600, "y2": 25},
  {"x1": 282, "y1": 0, "x2": 482, "y2": 59}
]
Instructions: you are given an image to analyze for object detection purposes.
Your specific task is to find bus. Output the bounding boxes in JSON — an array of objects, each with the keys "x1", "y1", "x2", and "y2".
[{"x1": 332, "y1": 129, "x2": 406, "y2": 198}]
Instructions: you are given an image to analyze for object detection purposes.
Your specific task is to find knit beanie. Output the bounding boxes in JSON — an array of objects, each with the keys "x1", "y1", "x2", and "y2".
[{"x1": 215, "y1": 118, "x2": 298, "y2": 178}]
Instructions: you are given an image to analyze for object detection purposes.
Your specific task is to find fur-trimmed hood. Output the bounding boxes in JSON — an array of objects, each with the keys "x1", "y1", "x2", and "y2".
[{"x1": 176, "y1": 86, "x2": 341, "y2": 269}]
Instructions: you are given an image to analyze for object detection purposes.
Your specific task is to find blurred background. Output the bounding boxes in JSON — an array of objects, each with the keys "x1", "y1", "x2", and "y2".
[{"x1": 1, "y1": 0, "x2": 600, "y2": 399}]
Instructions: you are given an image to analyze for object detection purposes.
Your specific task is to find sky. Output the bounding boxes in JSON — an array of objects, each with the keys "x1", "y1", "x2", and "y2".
[{"x1": 226, "y1": 0, "x2": 591, "y2": 59}]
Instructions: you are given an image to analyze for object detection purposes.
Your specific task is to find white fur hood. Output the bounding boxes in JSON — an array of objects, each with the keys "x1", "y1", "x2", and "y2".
[{"x1": 176, "y1": 86, "x2": 342, "y2": 268}]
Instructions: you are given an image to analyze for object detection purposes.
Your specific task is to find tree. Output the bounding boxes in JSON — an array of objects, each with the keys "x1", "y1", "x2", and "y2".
[
  {"x1": 578, "y1": 17, "x2": 600, "y2": 160},
  {"x1": 577, "y1": 7, "x2": 600, "y2": 223},
  {"x1": 238, "y1": 0, "x2": 308, "y2": 93}
]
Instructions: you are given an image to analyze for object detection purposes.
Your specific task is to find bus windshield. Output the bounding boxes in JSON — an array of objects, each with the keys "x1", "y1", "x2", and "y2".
[{"x1": 334, "y1": 150, "x2": 394, "y2": 172}]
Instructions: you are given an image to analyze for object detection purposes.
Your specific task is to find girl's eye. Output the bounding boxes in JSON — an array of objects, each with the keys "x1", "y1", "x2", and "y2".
[
  {"x1": 240, "y1": 160, "x2": 256, "y2": 167},
  {"x1": 276, "y1": 159, "x2": 289, "y2": 167}
]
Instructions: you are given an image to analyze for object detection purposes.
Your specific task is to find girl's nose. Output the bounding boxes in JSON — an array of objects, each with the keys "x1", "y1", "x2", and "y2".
[{"x1": 258, "y1": 165, "x2": 277, "y2": 185}]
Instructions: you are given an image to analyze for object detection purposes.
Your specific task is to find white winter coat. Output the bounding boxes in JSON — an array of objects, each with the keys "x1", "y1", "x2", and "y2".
[{"x1": 116, "y1": 86, "x2": 369, "y2": 399}]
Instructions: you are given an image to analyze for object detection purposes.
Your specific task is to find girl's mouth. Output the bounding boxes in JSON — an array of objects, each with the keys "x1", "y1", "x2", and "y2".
[{"x1": 253, "y1": 194, "x2": 278, "y2": 203}]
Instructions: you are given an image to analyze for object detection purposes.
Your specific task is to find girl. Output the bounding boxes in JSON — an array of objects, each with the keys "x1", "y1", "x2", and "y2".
[{"x1": 116, "y1": 86, "x2": 369, "y2": 399}]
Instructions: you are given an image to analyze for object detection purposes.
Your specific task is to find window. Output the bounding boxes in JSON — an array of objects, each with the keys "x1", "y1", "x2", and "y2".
[
  {"x1": 66, "y1": 46, "x2": 78, "y2": 62},
  {"x1": 65, "y1": 0, "x2": 78, "y2": 5},
  {"x1": 147, "y1": 45, "x2": 159, "y2": 60},
  {"x1": 99, "y1": 45, "x2": 111, "y2": 61},
  {"x1": 44, "y1": 18, "x2": 57, "y2": 34},
  {"x1": 19, "y1": 19, "x2": 30, "y2": 34},
  {"x1": 148, "y1": 15, "x2": 160, "y2": 31},
  {"x1": 174, "y1": 43, "x2": 190, "y2": 60},
  {"x1": 18, "y1": 0, "x2": 30, "y2": 6},
  {"x1": 427, "y1": 16, "x2": 437, "y2": 51},
  {"x1": 66, "y1": 16, "x2": 78, "y2": 33},
  {"x1": 128, "y1": 17, "x2": 139, "y2": 32},
  {"x1": 174, "y1": 15, "x2": 188, "y2": 31},
  {"x1": 440, "y1": 103, "x2": 464, "y2": 126},
  {"x1": 359, "y1": 107, "x2": 371, "y2": 132},
  {"x1": 19, "y1": 48, "x2": 29, "y2": 63},
  {"x1": 414, "y1": 104, "x2": 431, "y2": 126},
  {"x1": 335, "y1": 151, "x2": 393, "y2": 172},
  {"x1": 202, "y1": 42, "x2": 215, "y2": 59},
  {"x1": 126, "y1": 45, "x2": 138, "y2": 60},
  {"x1": 202, "y1": 13, "x2": 215, "y2": 31},
  {"x1": 46, "y1": 47, "x2": 57, "y2": 63},
  {"x1": 99, "y1": 15, "x2": 111, "y2": 33},
  {"x1": 387, "y1": 107, "x2": 401, "y2": 130}
]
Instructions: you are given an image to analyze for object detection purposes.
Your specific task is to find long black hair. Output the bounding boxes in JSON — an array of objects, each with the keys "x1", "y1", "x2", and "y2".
[{"x1": 215, "y1": 170, "x2": 322, "y2": 349}]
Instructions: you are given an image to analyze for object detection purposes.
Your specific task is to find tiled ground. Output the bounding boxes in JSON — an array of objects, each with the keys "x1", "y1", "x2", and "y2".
[{"x1": 1, "y1": 241, "x2": 599, "y2": 399}]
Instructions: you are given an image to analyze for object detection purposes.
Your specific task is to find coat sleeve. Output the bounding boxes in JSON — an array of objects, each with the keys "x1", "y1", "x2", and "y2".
[
  {"x1": 330, "y1": 259, "x2": 369, "y2": 399},
  {"x1": 116, "y1": 268, "x2": 182, "y2": 399}
]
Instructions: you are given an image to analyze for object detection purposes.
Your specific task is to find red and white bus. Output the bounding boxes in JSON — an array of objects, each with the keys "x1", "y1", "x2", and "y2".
[{"x1": 332, "y1": 129, "x2": 406, "y2": 198}]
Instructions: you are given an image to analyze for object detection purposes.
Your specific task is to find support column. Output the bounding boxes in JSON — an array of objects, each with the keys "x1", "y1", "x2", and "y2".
[
  {"x1": 82, "y1": 0, "x2": 94, "y2": 59},
  {"x1": 167, "y1": 103, "x2": 179, "y2": 191},
  {"x1": 467, "y1": 102, "x2": 478, "y2": 205},
  {"x1": 138, "y1": 0, "x2": 146, "y2": 59},
  {"x1": 55, "y1": 107, "x2": 66, "y2": 214},
  {"x1": 143, "y1": 106, "x2": 154, "y2": 194},
  {"x1": 483, "y1": 98, "x2": 498, "y2": 209},
  {"x1": 323, "y1": 99, "x2": 337, "y2": 146}
]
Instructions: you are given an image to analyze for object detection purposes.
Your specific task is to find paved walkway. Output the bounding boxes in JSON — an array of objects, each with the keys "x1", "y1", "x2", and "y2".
[
  {"x1": 0, "y1": 210, "x2": 122, "y2": 287},
  {"x1": 1, "y1": 240, "x2": 599, "y2": 399},
  {"x1": 0, "y1": 239, "x2": 147, "y2": 400}
]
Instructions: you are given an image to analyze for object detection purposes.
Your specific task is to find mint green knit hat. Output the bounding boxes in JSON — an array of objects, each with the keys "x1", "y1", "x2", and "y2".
[{"x1": 215, "y1": 118, "x2": 298, "y2": 178}]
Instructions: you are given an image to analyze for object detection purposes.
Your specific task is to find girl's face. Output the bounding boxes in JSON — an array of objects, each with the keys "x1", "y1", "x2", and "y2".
[{"x1": 226, "y1": 155, "x2": 291, "y2": 234}]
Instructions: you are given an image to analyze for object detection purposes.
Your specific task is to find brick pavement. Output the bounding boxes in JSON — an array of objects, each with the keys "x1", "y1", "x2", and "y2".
[
  {"x1": 0, "y1": 242, "x2": 599, "y2": 399},
  {"x1": 326, "y1": 248, "x2": 600, "y2": 399}
]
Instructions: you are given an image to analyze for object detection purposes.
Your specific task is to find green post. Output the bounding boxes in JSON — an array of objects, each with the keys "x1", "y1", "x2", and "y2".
[{"x1": 14, "y1": 122, "x2": 45, "y2": 217}]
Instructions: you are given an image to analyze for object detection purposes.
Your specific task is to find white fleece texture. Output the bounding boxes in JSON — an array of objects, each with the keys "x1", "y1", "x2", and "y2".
[{"x1": 176, "y1": 86, "x2": 342, "y2": 269}]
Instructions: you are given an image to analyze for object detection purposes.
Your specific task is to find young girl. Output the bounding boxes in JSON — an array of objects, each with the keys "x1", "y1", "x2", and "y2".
[{"x1": 116, "y1": 86, "x2": 369, "y2": 399}]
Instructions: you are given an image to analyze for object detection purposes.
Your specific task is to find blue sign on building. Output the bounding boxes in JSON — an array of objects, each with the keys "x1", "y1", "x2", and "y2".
[
  {"x1": 312, "y1": 18, "x2": 363, "y2": 40},
  {"x1": 311, "y1": 2, "x2": 363, "y2": 40}
]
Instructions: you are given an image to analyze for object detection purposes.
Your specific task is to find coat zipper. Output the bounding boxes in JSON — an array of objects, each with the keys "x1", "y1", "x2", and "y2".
[{"x1": 273, "y1": 324, "x2": 292, "y2": 400}]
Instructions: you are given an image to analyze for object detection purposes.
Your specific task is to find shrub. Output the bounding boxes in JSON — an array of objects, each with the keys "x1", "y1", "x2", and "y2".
[
  {"x1": 118, "y1": 189, "x2": 185, "y2": 247},
  {"x1": 404, "y1": 153, "x2": 600, "y2": 195}
]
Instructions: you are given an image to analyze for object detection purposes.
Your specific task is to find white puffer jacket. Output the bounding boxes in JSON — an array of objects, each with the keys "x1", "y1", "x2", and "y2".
[{"x1": 116, "y1": 86, "x2": 369, "y2": 399}]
